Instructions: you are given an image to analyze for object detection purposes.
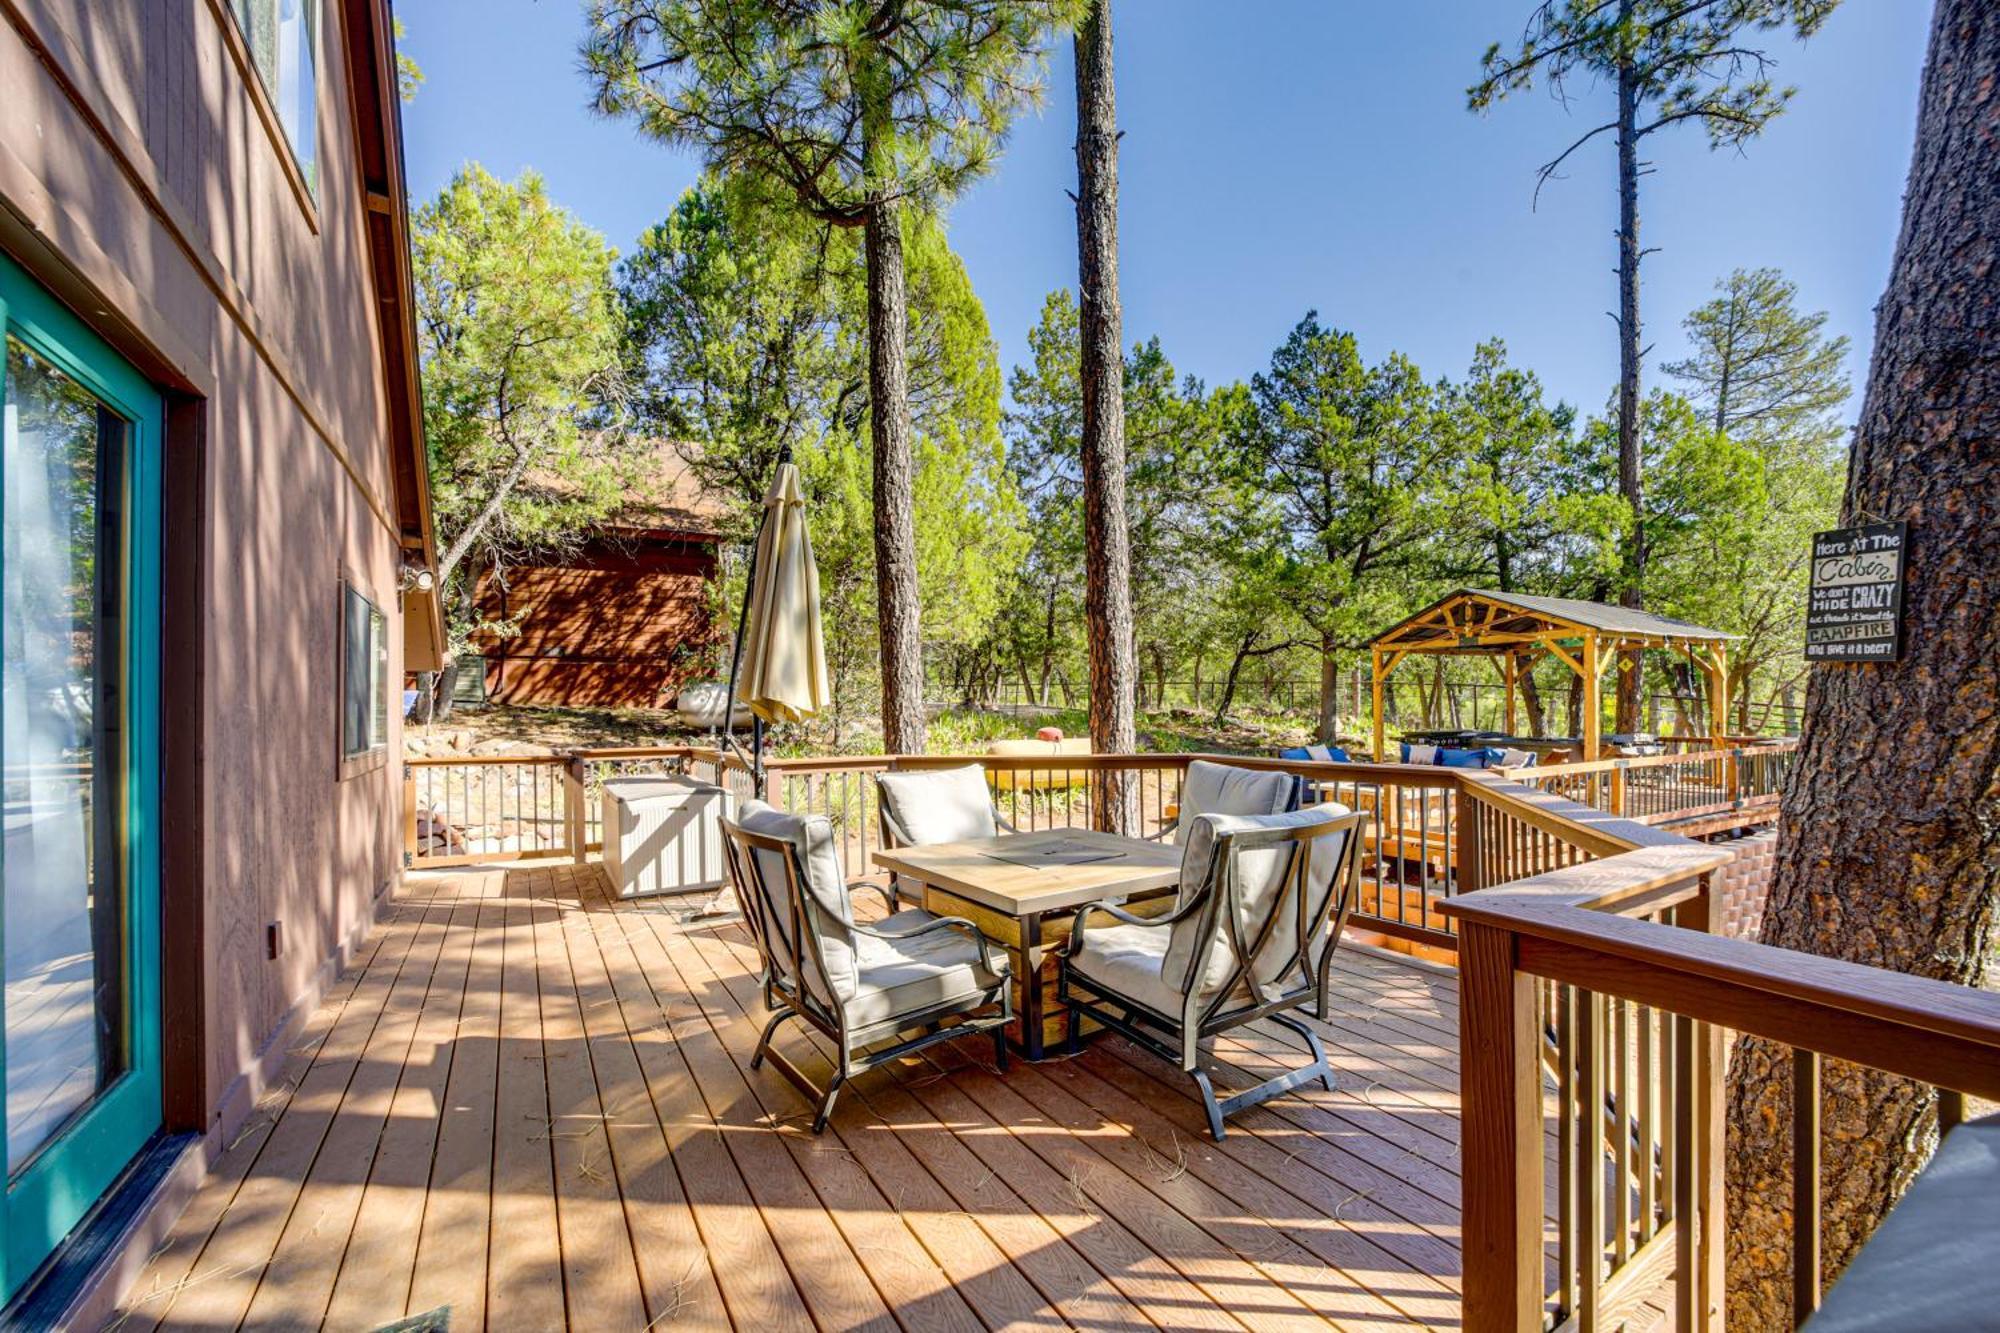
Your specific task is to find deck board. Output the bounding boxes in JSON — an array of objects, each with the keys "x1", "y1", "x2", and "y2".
[{"x1": 112, "y1": 863, "x2": 1488, "y2": 1332}]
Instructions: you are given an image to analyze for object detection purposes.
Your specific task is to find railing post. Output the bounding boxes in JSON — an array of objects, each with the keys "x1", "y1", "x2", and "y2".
[
  {"x1": 1456, "y1": 785, "x2": 1483, "y2": 895},
  {"x1": 565, "y1": 756, "x2": 587, "y2": 864},
  {"x1": 1609, "y1": 762, "x2": 1627, "y2": 817},
  {"x1": 402, "y1": 762, "x2": 418, "y2": 867},
  {"x1": 1459, "y1": 921, "x2": 1545, "y2": 1332},
  {"x1": 1674, "y1": 883, "x2": 1727, "y2": 1332}
]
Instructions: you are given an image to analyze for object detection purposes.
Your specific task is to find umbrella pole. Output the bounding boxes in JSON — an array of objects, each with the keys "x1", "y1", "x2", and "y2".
[
  {"x1": 720, "y1": 530, "x2": 764, "y2": 799},
  {"x1": 720, "y1": 445, "x2": 792, "y2": 802}
]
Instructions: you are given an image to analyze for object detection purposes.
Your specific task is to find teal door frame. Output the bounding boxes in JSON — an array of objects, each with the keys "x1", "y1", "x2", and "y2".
[{"x1": 0, "y1": 252, "x2": 164, "y2": 1298}]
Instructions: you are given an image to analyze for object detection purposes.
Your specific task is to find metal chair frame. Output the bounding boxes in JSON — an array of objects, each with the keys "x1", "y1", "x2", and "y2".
[
  {"x1": 1058, "y1": 809, "x2": 1368, "y2": 1140},
  {"x1": 722, "y1": 815, "x2": 1013, "y2": 1133}
]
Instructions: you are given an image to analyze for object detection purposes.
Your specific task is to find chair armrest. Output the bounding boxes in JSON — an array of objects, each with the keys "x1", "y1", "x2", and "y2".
[
  {"x1": 1063, "y1": 891, "x2": 1207, "y2": 957},
  {"x1": 847, "y1": 877, "x2": 900, "y2": 914},
  {"x1": 852, "y1": 914, "x2": 1002, "y2": 973}
]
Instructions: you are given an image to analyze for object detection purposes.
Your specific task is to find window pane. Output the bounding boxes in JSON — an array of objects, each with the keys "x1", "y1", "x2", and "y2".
[
  {"x1": 369, "y1": 605, "x2": 388, "y2": 751},
  {"x1": 231, "y1": 0, "x2": 317, "y2": 191},
  {"x1": 2, "y1": 336, "x2": 129, "y2": 1172}
]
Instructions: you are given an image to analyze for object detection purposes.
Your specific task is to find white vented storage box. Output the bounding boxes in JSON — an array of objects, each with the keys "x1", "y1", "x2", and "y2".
[{"x1": 601, "y1": 775, "x2": 730, "y2": 899}]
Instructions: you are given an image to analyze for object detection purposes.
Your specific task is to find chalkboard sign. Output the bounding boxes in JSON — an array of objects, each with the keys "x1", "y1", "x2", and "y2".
[{"x1": 1806, "y1": 522, "x2": 1907, "y2": 662}]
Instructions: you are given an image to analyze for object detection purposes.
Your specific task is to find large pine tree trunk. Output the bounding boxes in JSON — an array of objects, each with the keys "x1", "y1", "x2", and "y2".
[
  {"x1": 863, "y1": 94, "x2": 927, "y2": 755},
  {"x1": 1074, "y1": 0, "x2": 1138, "y2": 832},
  {"x1": 1614, "y1": 0, "x2": 1644, "y2": 735},
  {"x1": 1723, "y1": 4, "x2": 2000, "y2": 1326},
  {"x1": 1317, "y1": 634, "x2": 1340, "y2": 741}
]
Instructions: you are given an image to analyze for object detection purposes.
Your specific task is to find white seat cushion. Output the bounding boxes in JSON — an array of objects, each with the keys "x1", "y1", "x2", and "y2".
[
  {"x1": 878, "y1": 765, "x2": 999, "y2": 846},
  {"x1": 849, "y1": 914, "x2": 1010, "y2": 1030},
  {"x1": 1067, "y1": 920, "x2": 1180, "y2": 1017},
  {"x1": 1173, "y1": 760, "x2": 1297, "y2": 846}
]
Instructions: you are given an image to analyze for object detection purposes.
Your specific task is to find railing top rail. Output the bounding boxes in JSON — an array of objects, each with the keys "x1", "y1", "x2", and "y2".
[
  {"x1": 1456, "y1": 769, "x2": 1688, "y2": 855},
  {"x1": 1448, "y1": 872, "x2": 2000, "y2": 1098},
  {"x1": 568, "y1": 744, "x2": 712, "y2": 761},
  {"x1": 1504, "y1": 740, "x2": 1797, "y2": 781},
  {"x1": 405, "y1": 753, "x2": 567, "y2": 768}
]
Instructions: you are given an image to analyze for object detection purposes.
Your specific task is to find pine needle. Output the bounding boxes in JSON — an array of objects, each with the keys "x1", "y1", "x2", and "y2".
[{"x1": 1139, "y1": 1130, "x2": 1189, "y2": 1183}]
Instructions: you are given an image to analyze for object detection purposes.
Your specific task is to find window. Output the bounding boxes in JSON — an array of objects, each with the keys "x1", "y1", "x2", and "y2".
[
  {"x1": 228, "y1": 0, "x2": 319, "y2": 192},
  {"x1": 341, "y1": 582, "x2": 388, "y2": 765}
]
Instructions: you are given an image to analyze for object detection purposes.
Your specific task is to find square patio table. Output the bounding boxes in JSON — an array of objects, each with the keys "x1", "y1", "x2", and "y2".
[{"x1": 872, "y1": 828, "x2": 1181, "y2": 1060}]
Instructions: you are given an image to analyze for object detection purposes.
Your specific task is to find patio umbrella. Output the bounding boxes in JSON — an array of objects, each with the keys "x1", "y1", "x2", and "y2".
[{"x1": 723, "y1": 460, "x2": 828, "y2": 792}]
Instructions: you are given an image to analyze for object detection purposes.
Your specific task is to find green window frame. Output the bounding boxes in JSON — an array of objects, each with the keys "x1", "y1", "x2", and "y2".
[{"x1": 0, "y1": 252, "x2": 164, "y2": 1300}]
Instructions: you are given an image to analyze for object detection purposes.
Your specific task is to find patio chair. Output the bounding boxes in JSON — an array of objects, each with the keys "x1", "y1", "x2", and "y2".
[
  {"x1": 875, "y1": 763, "x2": 1018, "y2": 905},
  {"x1": 1058, "y1": 803, "x2": 1368, "y2": 1140},
  {"x1": 722, "y1": 799, "x2": 1013, "y2": 1133},
  {"x1": 1158, "y1": 759, "x2": 1302, "y2": 846}
]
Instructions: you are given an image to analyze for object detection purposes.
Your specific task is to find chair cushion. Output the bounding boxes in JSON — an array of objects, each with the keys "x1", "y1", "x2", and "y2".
[
  {"x1": 1497, "y1": 747, "x2": 1537, "y2": 769},
  {"x1": 848, "y1": 914, "x2": 1010, "y2": 1030},
  {"x1": 1400, "y1": 742, "x2": 1439, "y2": 765},
  {"x1": 878, "y1": 765, "x2": 998, "y2": 846},
  {"x1": 1165, "y1": 804, "x2": 1354, "y2": 1006},
  {"x1": 734, "y1": 799, "x2": 857, "y2": 998},
  {"x1": 1067, "y1": 919, "x2": 1180, "y2": 1017},
  {"x1": 1174, "y1": 760, "x2": 1299, "y2": 847},
  {"x1": 1437, "y1": 746, "x2": 1506, "y2": 769}
]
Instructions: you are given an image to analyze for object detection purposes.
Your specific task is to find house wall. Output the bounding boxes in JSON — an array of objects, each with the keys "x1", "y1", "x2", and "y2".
[
  {"x1": 478, "y1": 537, "x2": 720, "y2": 709},
  {"x1": 0, "y1": 0, "x2": 410, "y2": 1146}
]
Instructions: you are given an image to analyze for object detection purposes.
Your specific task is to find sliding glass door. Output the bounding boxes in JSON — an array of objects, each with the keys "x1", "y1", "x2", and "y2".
[{"x1": 0, "y1": 254, "x2": 161, "y2": 1298}]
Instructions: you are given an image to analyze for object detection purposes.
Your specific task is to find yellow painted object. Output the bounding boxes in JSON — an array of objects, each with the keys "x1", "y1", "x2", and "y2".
[{"x1": 985, "y1": 737, "x2": 1093, "y2": 791}]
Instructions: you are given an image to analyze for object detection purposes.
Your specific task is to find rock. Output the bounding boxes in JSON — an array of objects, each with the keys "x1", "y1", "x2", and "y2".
[{"x1": 676, "y1": 681, "x2": 753, "y2": 730}]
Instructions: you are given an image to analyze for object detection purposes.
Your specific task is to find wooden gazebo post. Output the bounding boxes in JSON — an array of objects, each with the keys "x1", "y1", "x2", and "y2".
[
  {"x1": 1705, "y1": 641, "x2": 1730, "y2": 751},
  {"x1": 1501, "y1": 652, "x2": 1518, "y2": 735},
  {"x1": 1580, "y1": 631, "x2": 1602, "y2": 761},
  {"x1": 1371, "y1": 646, "x2": 1387, "y2": 761}
]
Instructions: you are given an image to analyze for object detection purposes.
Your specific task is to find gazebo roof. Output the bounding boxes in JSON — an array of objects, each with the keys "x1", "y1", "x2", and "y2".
[{"x1": 1370, "y1": 589, "x2": 1736, "y2": 653}]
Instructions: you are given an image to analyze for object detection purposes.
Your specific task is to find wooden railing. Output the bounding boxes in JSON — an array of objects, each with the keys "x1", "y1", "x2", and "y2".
[
  {"x1": 403, "y1": 747, "x2": 1493, "y2": 946},
  {"x1": 399, "y1": 743, "x2": 1793, "y2": 952},
  {"x1": 1506, "y1": 740, "x2": 1797, "y2": 827},
  {"x1": 1442, "y1": 777, "x2": 2000, "y2": 1332}
]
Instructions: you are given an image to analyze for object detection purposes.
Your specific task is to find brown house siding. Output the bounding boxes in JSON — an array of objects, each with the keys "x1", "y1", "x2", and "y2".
[
  {"x1": 479, "y1": 535, "x2": 720, "y2": 708},
  {"x1": 0, "y1": 0, "x2": 433, "y2": 1309}
]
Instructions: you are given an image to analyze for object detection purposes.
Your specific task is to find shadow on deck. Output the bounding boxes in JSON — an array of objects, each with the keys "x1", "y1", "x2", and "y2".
[{"x1": 111, "y1": 863, "x2": 1479, "y2": 1332}]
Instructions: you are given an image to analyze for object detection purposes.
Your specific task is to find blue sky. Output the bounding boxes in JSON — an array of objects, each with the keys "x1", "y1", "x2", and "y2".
[{"x1": 399, "y1": 1, "x2": 1932, "y2": 421}]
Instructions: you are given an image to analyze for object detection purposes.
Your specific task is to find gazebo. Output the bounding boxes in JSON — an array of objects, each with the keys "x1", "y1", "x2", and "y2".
[{"x1": 1367, "y1": 589, "x2": 1737, "y2": 761}]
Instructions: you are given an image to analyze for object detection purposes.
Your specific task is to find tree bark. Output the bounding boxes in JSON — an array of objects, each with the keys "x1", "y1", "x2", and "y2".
[
  {"x1": 1213, "y1": 630, "x2": 1257, "y2": 727},
  {"x1": 1723, "y1": 4, "x2": 2000, "y2": 1326},
  {"x1": 863, "y1": 85, "x2": 927, "y2": 755},
  {"x1": 1519, "y1": 664, "x2": 1546, "y2": 736},
  {"x1": 1074, "y1": 0, "x2": 1138, "y2": 831},
  {"x1": 1614, "y1": 0, "x2": 1645, "y2": 735},
  {"x1": 1317, "y1": 634, "x2": 1340, "y2": 741}
]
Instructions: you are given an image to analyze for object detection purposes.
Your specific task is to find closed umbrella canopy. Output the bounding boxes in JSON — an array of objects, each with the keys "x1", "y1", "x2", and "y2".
[{"x1": 735, "y1": 462, "x2": 830, "y2": 725}]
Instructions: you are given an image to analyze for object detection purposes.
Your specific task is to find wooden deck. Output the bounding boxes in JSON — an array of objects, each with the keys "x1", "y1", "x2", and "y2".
[{"x1": 110, "y1": 862, "x2": 1484, "y2": 1332}]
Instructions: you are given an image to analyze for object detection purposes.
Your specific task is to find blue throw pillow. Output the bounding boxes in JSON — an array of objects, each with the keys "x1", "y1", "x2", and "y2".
[
  {"x1": 1281, "y1": 745, "x2": 1350, "y2": 763},
  {"x1": 1437, "y1": 746, "x2": 1506, "y2": 769}
]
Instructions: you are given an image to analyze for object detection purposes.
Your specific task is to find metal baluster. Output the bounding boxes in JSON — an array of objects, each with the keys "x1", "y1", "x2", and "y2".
[{"x1": 1793, "y1": 1049, "x2": 1821, "y2": 1326}]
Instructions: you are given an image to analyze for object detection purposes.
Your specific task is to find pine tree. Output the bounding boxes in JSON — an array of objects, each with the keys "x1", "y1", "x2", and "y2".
[
  {"x1": 584, "y1": 0, "x2": 1082, "y2": 752},
  {"x1": 1471, "y1": 0, "x2": 1841, "y2": 730},
  {"x1": 1073, "y1": 0, "x2": 1137, "y2": 827},
  {"x1": 1723, "y1": 1, "x2": 2000, "y2": 1323}
]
